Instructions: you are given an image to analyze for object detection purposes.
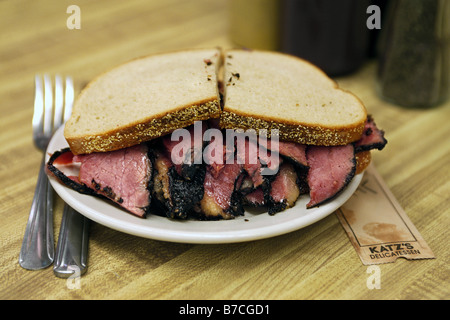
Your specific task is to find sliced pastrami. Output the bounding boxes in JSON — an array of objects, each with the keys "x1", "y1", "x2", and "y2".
[
  {"x1": 258, "y1": 138, "x2": 308, "y2": 168},
  {"x1": 199, "y1": 162, "x2": 243, "y2": 220},
  {"x1": 48, "y1": 145, "x2": 153, "y2": 218},
  {"x1": 73, "y1": 144, "x2": 152, "y2": 217},
  {"x1": 49, "y1": 148, "x2": 75, "y2": 165},
  {"x1": 202, "y1": 133, "x2": 229, "y2": 178},
  {"x1": 150, "y1": 149, "x2": 173, "y2": 213},
  {"x1": 306, "y1": 144, "x2": 356, "y2": 208},
  {"x1": 235, "y1": 137, "x2": 265, "y2": 188},
  {"x1": 235, "y1": 137, "x2": 283, "y2": 206},
  {"x1": 243, "y1": 187, "x2": 266, "y2": 207},
  {"x1": 162, "y1": 121, "x2": 206, "y2": 181},
  {"x1": 354, "y1": 115, "x2": 387, "y2": 152},
  {"x1": 47, "y1": 148, "x2": 98, "y2": 196},
  {"x1": 238, "y1": 174, "x2": 255, "y2": 195},
  {"x1": 278, "y1": 141, "x2": 308, "y2": 168},
  {"x1": 150, "y1": 149, "x2": 205, "y2": 219},
  {"x1": 167, "y1": 165, "x2": 205, "y2": 219},
  {"x1": 267, "y1": 163, "x2": 300, "y2": 214}
]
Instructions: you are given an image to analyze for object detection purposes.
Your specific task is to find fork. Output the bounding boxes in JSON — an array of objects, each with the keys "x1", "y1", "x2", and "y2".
[
  {"x1": 53, "y1": 204, "x2": 90, "y2": 278},
  {"x1": 19, "y1": 74, "x2": 74, "y2": 270}
]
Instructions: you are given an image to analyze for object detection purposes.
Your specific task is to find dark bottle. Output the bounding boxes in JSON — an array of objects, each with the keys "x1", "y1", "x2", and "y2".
[
  {"x1": 377, "y1": 0, "x2": 450, "y2": 108},
  {"x1": 281, "y1": 0, "x2": 372, "y2": 77}
]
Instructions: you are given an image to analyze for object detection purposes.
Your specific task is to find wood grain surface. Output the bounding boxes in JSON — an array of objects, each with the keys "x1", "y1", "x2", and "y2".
[{"x1": 0, "y1": 0, "x2": 448, "y2": 300}]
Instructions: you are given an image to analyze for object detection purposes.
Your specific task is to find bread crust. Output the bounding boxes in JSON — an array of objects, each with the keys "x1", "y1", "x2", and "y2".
[
  {"x1": 219, "y1": 109, "x2": 365, "y2": 146},
  {"x1": 66, "y1": 98, "x2": 220, "y2": 155},
  {"x1": 355, "y1": 151, "x2": 371, "y2": 174},
  {"x1": 65, "y1": 48, "x2": 222, "y2": 155},
  {"x1": 220, "y1": 49, "x2": 367, "y2": 146}
]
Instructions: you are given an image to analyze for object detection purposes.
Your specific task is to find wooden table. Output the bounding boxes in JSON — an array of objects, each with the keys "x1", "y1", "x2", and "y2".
[{"x1": 1, "y1": 0, "x2": 448, "y2": 301}]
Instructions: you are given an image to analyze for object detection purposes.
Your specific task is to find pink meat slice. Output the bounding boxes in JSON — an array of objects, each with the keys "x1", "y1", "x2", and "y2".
[
  {"x1": 277, "y1": 141, "x2": 308, "y2": 167},
  {"x1": 354, "y1": 116, "x2": 387, "y2": 152},
  {"x1": 306, "y1": 145, "x2": 355, "y2": 208},
  {"x1": 235, "y1": 138, "x2": 264, "y2": 188},
  {"x1": 244, "y1": 187, "x2": 266, "y2": 206},
  {"x1": 268, "y1": 163, "x2": 300, "y2": 214},
  {"x1": 258, "y1": 139, "x2": 308, "y2": 167},
  {"x1": 270, "y1": 163, "x2": 300, "y2": 204},
  {"x1": 73, "y1": 144, "x2": 151, "y2": 217},
  {"x1": 203, "y1": 163, "x2": 242, "y2": 211},
  {"x1": 162, "y1": 122, "x2": 206, "y2": 179},
  {"x1": 200, "y1": 162, "x2": 243, "y2": 219}
]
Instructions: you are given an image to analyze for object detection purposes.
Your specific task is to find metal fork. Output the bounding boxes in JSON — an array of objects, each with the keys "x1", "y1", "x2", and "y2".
[
  {"x1": 53, "y1": 204, "x2": 90, "y2": 278},
  {"x1": 19, "y1": 74, "x2": 74, "y2": 270},
  {"x1": 44, "y1": 77, "x2": 90, "y2": 278}
]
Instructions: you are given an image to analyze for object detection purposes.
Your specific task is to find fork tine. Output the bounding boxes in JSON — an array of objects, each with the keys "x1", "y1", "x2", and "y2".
[
  {"x1": 32, "y1": 75, "x2": 44, "y2": 136},
  {"x1": 43, "y1": 74, "x2": 53, "y2": 136},
  {"x1": 64, "y1": 76, "x2": 74, "y2": 122},
  {"x1": 53, "y1": 75, "x2": 64, "y2": 130}
]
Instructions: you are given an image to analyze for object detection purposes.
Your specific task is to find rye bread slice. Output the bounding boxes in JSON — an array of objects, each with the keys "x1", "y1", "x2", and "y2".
[
  {"x1": 64, "y1": 48, "x2": 222, "y2": 155},
  {"x1": 219, "y1": 49, "x2": 367, "y2": 146}
]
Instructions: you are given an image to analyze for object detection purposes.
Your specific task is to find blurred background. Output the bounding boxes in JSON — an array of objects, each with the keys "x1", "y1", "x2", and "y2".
[
  {"x1": 1, "y1": 0, "x2": 448, "y2": 109},
  {"x1": 229, "y1": 0, "x2": 449, "y2": 108}
]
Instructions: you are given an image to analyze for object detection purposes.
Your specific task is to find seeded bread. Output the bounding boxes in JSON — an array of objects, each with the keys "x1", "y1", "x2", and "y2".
[
  {"x1": 355, "y1": 151, "x2": 371, "y2": 174},
  {"x1": 219, "y1": 49, "x2": 367, "y2": 146},
  {"x1": 64, "y1": 48, "x2": 222, "y2": 155}
]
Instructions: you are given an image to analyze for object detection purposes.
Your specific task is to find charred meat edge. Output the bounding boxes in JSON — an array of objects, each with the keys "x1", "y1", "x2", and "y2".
[
  {"x1": 167, "y1": 165, "x2": 206, "y2": 219},
  {"x1": 47, "y1": 148, "x2": 98, "y2": 196},
  {"x1": 47, "y1": 147, "x2": 153, "y2": 218},
  {"x1": 161, "y1": 122, "x2": 206, "y2": 181},
  {"x1": 197, "y1": 164, "x2": 244, "y2": 220},
  {"x1": 354, "y1": 115, "x2": 388, "y2": 153},
  {"x1": 149, "y1": 149, "x2": 205, "y2": 219}
]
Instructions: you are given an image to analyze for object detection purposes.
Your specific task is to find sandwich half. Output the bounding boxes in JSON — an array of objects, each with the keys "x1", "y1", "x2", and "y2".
[
  {"x1": 64, "y1": 48, "x2": 222, "y2": 155},
  {"x1": 220, "y1": 49, "x2": 367, "y2": 146},
  {"x1": 47, "y1": 48, "x2": 387, "y2": 220}
]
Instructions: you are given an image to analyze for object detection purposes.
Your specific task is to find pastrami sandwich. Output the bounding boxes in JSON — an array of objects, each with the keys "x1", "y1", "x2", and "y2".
[{"x1": 47, "y1": 48, "x2": 387, "y2": 220}]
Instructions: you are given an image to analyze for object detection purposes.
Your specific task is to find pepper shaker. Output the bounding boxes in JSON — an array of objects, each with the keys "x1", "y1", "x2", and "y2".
[{"x1": 377, "y1": 0, "x2": 450, "y2": 108}]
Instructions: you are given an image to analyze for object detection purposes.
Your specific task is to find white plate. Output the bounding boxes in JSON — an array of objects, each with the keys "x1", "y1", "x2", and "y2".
[{"x1": 47, "y1": 125, "x2": 363, "y2": 244}]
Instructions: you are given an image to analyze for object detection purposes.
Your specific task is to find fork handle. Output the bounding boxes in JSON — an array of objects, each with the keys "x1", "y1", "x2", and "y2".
[
  {"x1": 19, "y1": 155, "x2": 54, "y2": 270},
  {"x1": 53, "y1": 204, "x2": 90, "y2": 278}
]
